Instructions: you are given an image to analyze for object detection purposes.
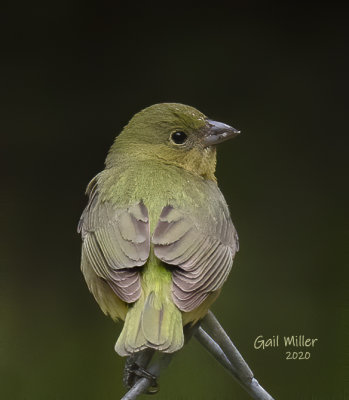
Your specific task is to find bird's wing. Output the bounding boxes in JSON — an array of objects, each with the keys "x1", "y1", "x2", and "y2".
[
  {"x1": 78, "y1": 181, "x2": 150, "y2": 303},
  {"x1": 152, "y1": 201, "x2": 239, "y2": 312}
]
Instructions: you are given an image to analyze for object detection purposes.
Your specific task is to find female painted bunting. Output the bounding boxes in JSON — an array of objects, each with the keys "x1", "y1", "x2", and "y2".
[{"x1": 78, "y1": 103, "x2": 240, "y2": 356}]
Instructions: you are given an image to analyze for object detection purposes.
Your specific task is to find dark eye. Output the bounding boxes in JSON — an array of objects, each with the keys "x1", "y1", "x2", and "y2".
[{"x1": 171, "y1": 131, "x2": 187, "y2": 145}]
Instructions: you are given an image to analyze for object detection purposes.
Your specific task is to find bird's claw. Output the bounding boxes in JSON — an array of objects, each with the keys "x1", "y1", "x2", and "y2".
[{"x1": 123, "y1": 361, "x2": 159, "y2": 394}]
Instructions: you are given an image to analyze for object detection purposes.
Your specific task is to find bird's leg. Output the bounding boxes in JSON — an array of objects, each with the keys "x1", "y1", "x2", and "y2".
[
  {"x1": 123, "y1": 355, "x2": 136, "y2": 389},
  {"x1": 121, "y1": 325, "x2": 201, "y2": 399},
  {"x1": 121, "y1": 352, "x2": 174, "y2": 400},
  {"x1": 123, "y1": 349, "x2": 156, "y2": 391},
  {"x1": 122, "y1": 320, "x2": 200, "y2": 388},
  {"x1": 195, "y1": 311, "x2": 275, "y2": 400}
]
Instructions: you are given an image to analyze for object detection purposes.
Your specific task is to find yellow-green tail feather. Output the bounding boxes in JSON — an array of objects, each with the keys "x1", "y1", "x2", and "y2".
[{"x1": 115, "y1": 257, "x2": 184, "y2": 356}]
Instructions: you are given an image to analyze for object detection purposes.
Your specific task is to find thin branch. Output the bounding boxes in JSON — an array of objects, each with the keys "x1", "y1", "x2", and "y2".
[
  {"x1": 197, "y1": 311, "x2": 274, "y2": 400},
  {"x1": 195, "y1": 326, "x2": 236, "y2": 375}
]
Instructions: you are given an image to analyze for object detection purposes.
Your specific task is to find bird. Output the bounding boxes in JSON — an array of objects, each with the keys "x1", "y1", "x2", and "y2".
[{"x1": 78, "y1": 103, "x2": 240, "y2": 357}]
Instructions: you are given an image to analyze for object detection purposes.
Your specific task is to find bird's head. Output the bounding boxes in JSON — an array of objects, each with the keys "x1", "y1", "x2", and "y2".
[{"x1": 106, "y1": 103, "x2": 240, "y2": 181}]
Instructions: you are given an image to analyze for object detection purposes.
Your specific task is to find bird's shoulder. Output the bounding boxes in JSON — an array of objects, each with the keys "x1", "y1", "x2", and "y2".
[{"x1": 97, "y1": 159, "x2": 227, "y2": 212}]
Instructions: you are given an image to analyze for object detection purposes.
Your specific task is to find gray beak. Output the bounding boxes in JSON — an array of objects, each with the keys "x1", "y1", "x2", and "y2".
[{"x1": 204, "y1": 119, "x2": 241, "y2": 146}]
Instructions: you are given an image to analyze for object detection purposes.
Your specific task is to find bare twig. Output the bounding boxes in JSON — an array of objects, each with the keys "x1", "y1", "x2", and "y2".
[
  {"x1": 195, "y1": 326, "x2": 236, "y2": 375},
  {"x1": 197, "y1": 311, "x2": 274, "y2": 400}
]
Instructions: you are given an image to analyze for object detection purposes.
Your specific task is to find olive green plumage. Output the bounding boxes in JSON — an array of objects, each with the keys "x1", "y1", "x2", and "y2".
[{"x1": 78, "y1": 103, "x2": 240, "y2": 356}]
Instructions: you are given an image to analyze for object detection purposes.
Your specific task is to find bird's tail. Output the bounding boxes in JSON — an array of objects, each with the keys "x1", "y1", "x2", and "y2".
[{"x1": 115, "y1": 290, "x2": 184, "y2": 356}]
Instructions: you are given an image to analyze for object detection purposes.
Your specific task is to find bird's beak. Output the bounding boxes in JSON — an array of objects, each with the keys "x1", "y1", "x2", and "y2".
[{"x1": 203, "y1": 119, "x2": 241, "y2": 146}]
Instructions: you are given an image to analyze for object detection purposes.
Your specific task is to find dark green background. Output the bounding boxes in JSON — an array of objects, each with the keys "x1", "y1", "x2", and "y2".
[{"x1": 1, "y1": 2, "x2": 348, "y2": 399}]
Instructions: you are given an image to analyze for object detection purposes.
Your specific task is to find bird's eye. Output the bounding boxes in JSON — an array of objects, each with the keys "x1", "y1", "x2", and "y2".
[{"x1": 170, "y1": 131, "x2": 187, "y2": 145}]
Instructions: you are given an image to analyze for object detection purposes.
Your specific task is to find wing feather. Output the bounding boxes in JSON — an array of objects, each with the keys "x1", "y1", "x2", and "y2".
[
  {"x1": 153, "y1": 201, "x2": 238, "y2": 312},
  {"x1": 78, "y1": 182, "x2": 150, "y2": 303}
]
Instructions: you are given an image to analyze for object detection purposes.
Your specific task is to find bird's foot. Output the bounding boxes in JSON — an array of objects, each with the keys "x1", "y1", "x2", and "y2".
[{"x1": 123, "y1": 360, "x2": 159, "y2": 394}]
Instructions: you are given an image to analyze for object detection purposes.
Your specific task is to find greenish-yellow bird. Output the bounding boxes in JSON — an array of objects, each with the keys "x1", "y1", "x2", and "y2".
[{"x1": 78, "y1": 103, "x2": 240, "y2": 356}]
